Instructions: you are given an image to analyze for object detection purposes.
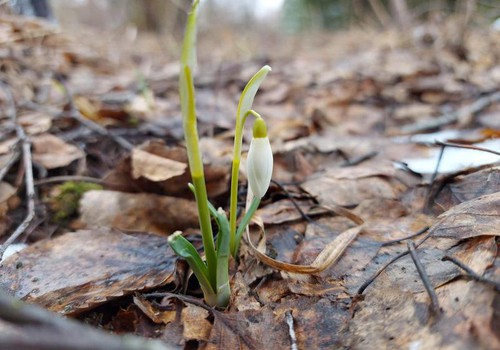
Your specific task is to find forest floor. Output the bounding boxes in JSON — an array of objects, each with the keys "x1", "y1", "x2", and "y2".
[{"x1": 0, "y1": 13, "x2": 499, "y2": 350}]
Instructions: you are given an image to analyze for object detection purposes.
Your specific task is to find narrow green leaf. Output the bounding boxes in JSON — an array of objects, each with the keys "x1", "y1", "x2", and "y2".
[
  {"x1": 236, "y1": 65, "x2": 272, "y2": 122},
  {"x1": 230, "y1": 66, "x2": 271, "y2": 254},
  {"x1": 214, "y1": 208, "x2": 231, "y2": 308},
  {"x1": 168, "y1": 232, "x2": 216, "y2": 301},
  {"x1": 181, "y1": 0, "x2": 200, "y2": 70}
]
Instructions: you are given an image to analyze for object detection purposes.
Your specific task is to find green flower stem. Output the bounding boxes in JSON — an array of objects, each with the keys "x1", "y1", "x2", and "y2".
[
  {"x1": 228, "y1": 110, "x2": 263, "y2": 255},
  {"x1": 181, "y1": 60, "x2": 216, "y2": 287},
  {"x1": 227, "y1": 110, "x2": 260, "y2": 256},
  {"x1": 233, "y1": 196, "x2": 261, "y2": 257},
  {"x1": 228, "y1": 66, "x2": 271, "y2": 255}
]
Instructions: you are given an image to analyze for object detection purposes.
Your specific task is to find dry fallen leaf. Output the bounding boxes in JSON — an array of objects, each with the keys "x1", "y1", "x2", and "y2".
[
  {"x1": 205, "y1": 306, "x2": 290, "y2": 350},
  {"x1": 31, "y1": 133, "x2": 84, "y2": 169},
  {"x1": 182, "y1": 304, "x2": 212, "y2": 343},
  {"x1": 79, "y1": 190, "x2": 199, "y2": 235},
  {"x1": 104, "y1": 140, "x2": 230, "y2": 198},
  {"x1": 131, "y1": 148, "x2": 187, "y2": 182},
  {"x1": 429, "y1": 191, "x2": 500, "y2": 239},
  {"x1": 0, "y1": 228, "x2": 177, "y2": 315},
  {"x1": 434, "y1": 166, "x2": 500, "y2": 211},
  {"x1": 18, "y1": 112, "x2": 52, "y2": 135},
  {"x1": 133, "y1": 294, "x2": 177, "y2": 325},
  {"x1": 300, "y1": 163, "x2": 407, "y2": 207}
]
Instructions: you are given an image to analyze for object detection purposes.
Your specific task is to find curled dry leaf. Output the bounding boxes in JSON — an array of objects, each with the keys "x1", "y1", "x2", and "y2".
[
  {"x1": 131, "y1": 148, "x2": 186, "y2": 182},
  {"x1": 105, "y1": 140, "x2": 229, "y2": 198},
  {"x1": 0, "y1": 228, "x2": 177, "y2": 315},
  {"x1": 434, "y1": 166, "x2": 500, "y2": 212},
  {"x1": 245, "y1": 193, "x2": 364, "y2": 275},
  {"x1": 429, "y1": 191, "x2": 500, "y2": 239},
  {"x1": 31, "y1": 133, "x2": 84, "y2": 169}
]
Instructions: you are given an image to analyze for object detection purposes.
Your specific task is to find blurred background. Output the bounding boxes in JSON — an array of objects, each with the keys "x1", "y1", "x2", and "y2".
[{"x1": 5, "y1": 0, "x2": 500, "y2": 62}]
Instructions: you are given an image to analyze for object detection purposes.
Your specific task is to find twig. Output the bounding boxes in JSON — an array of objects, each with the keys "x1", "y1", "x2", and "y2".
[
  {"x1": 340, "y1": 151, "x2": 378, "y2": 167},
  {"x1": 271, "y1": 180, "x2": 314, "y2": 223},
  {"x1": 400, "y1": 90, "x2": 500, "y2": 134},
  {"x1": 407, "y1": 241, "x2": 441, "y2": 315},
  {"x1": 0, "y1": 291, "x2": 173, "y2": 350},
  {"x1": 381, "y1": 226, "x2": 430, "y2": 246},
  {"x1": 429, "y1": 144, "x2": 446, "y2": 186},
  {"x1": 285, "y1": 310, "x2": 298, "y2": 350},
  {"x1": 424, "y1": 143, "x2": 445, "y2": 213},
  {"x1": 424, "y1": 140, "x2": 500, "y2": 213},
  {"x1": 357, "y1": 227, "x2": 431, "y2": 295},
  {"x1": 442, "y1": 255, "x2": 500, "y2": 291},
  {"x1": 435, "y1": 140, "x2": 500, "y2": 157},
  {"x1": 55, "y1": 76, "x2": 134, "y2": 151},
  {"x1": 34, "y1": 175, "x2": 107, "y2": 186},
  {"x1": 143, "y1": 292, "x2": 212, "y2": 312},
  {"x1": 0, "y1": 82, "x2": 36, "y2": 259}
]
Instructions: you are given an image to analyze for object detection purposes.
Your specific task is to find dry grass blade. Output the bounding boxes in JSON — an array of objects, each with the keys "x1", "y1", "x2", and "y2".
[{"x1": 245, "y1": 194, "x2": 364, "y2": 274}]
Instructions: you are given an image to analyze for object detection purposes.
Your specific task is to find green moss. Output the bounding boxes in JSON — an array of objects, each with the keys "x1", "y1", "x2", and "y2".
[{"x1": 51, "y1": 181, "x2": 102, "y2": 222}]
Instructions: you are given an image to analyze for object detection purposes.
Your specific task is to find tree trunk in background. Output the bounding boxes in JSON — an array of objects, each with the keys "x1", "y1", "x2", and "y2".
[
  {"x1": 390, "y1": 0, "x2": 412, "y2": 29},
  {"x1": 126, "y1": 0, "x2": 190, "y2": 37},
  {"x1": 10, "y1": 0, "x2": 53, "y2": 19}
]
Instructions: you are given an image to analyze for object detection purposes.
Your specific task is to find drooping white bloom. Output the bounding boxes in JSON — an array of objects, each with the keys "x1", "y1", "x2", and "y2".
[{"x1": 246, "y1": 118, "x2": 273, "y2": 198}]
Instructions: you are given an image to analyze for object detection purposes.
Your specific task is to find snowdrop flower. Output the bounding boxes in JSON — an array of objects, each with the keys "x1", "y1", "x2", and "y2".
[{"x1": 246, "y1": 118, "x2": 273, "y2": 198}]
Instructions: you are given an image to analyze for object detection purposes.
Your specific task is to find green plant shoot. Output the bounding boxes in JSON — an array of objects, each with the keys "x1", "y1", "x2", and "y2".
[{"x1": 168, "y1": 0, "x2": 273, "y2": 309}]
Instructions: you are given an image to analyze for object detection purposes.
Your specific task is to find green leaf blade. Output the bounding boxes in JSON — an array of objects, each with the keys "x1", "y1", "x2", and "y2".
[{"x1": 236, "y1": 65, "x2": 272, "y2": 122}]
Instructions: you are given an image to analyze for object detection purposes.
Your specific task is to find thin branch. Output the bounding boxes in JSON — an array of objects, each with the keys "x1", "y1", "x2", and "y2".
[
  {"x1": 400, "y1": 90, "x2": 500, "y2": 134},
  {"x1": 34, "y1": 175, "x2": 107, "y2": 186},
  {"x1": 435, "y1": 140, "x2": 500, "y2": 157},
  {"x1": 442, "y1": 255, "x2": 500, "y2": 291},
  {"x1": 340, "y1": 151, "x2": 378, "y2": 167},
  {"x1": 271, "y1": 180, "x2": 314, "y2": 223},
  {"x1": 357, "y1": 227, "x2": 432, "y2": 295},
  {"x1": 0, "y1": 82, "x2": 36, "y2": 259},
  {"x1": 381, "y1": 226, "x2": 429, "y2": 246},
  {"x1": 143, "y1": 292, "x2": 212, "y2": 312},
  {"x1": 407, "y1": 241, "x2": 441, "y2": 315},
  {"x1": 424, "y1": 143, "x2": 445, "y2": 213}
]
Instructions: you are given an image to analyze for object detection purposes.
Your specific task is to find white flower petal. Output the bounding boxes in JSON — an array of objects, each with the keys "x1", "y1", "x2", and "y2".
[{"x1": 246, "y1": 137, "x2": 273, "y2": 198}]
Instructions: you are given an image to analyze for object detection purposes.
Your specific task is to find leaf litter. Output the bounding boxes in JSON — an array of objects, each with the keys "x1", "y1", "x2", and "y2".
[{"x1": 0, "y1": 10, "x2": 499, "y2": 350}]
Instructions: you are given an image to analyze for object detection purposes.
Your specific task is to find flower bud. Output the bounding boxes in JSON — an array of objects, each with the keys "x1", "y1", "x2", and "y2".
[{"x1": 246, "y1": 118, "x2": 273, "y2": 198}]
